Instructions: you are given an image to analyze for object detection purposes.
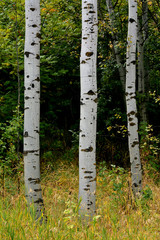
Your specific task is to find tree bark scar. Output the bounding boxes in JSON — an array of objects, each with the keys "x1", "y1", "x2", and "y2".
[
  {"x1": 129, "y1": 18, "x2": 136, "y2": 23},
  {"x1": 81, "y1": 146, "x2": 93, "y2": 152},
  {"x1": 36, "y1": 54, "x2": 40, "y2": 59},
  {"x1": 130, "y1": 122, "x2": 136, "y2": 126},
  {"x1": 87, "y1": 90, "x2": 95, "y2": 95},
  {"x1": 34, "y1": 189, "x2": 42, "y2": 192},
  {"x1": 36, "y1": 33, "x2": 41, "y2": 38},
  {"x1": 32, "y1": 24, "x2": 38, "y2": 28},
  {"x1": 24, "y1": 131, "x2": 28, "y2": 137},
  {"x1": 127, "y1": 111, "x2": 136, "y2": 116},
  {"x1": 28, "y1": 178, "x2": 40, "y2": 184},
  {"x1": 84, "y1": 171, "x2": 93, "y2": 174},
  {"x1": 30, "y1": 8, "x2": 35, "y2": 11},
  {"x1": 35, "y1": 77, "x2": 40, "y2": 82},
  {"x1": 89, "y1": 177, "x2": 96, "y2": 182},
  {"x1": 25, "y1": 51, "x2": 33, "y2": 57},
  {"x1": 34, "y1": 198, "x2": 43, "y2": 204},
  {"x1": 131, "y1": 141, "x2": 139, "y2": 147},
  {"x1": 84, "y1": 176, "x2": 93, "y2": 179},
  {"x1": 85, "y1": 52, "x2": 93, "y2": 57}
]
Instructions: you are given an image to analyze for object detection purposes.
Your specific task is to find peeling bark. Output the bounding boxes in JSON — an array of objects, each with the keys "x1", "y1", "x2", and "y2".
[
  {"x1": 24, "y1": 0, "x2": 44, "y2": 221},
  {"x1": 79, "y1": 0, "x2": 98, "y2": 219},
  {"x1": 126, "y1": 0, "x2": 142, "y2": 197}
]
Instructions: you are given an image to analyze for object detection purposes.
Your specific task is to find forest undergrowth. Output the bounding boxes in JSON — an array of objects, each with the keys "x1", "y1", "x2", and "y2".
[{"x1": 0, "y1": 160, "x2": 160, "y2": 240}]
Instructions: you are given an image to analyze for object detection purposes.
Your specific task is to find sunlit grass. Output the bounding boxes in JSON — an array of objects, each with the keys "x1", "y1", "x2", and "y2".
[{"x1": 0, "y1": 161, "x2": 160, "y2": 239}]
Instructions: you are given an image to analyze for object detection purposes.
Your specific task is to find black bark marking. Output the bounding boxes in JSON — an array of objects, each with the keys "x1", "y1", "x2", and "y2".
[
  {"x1": 36, "y1": 33, "x2": 41, "y2": 38},
  {"x1": 94, "y1": 98, "x2": 98, "y2": 103},
  {"x1": 34, "y1": 189, "x2": 42, "y2": 192},
  {"x1": 86, "y1": 184, "x2": 90, "y2": 187},
  {"x1": 81, "y1": 60, "x2": 86, "y2": 64},
  {"x1": 85, "y1": 52, "x2": 93, "y2": 57},
  {"x1": 34, "y1": 130, "x2": 39, "y2": 133},
  {"x1": 129, "y1": 117, "x2": 133, "y2": 121},
  {"x1": 130, "y1": 122, "x2": 136, "y2": 126},
  {"x1": 34, "y1": 198, "x2": 43, "y2": 204},
  {"x1": 84, "y1": 188, "x2": 90, "y2": 191},
  {"x1": 80, "y1": 101, "x2": 84, "y2": 105},
  {"x1": 28, "y1": 178, "x2": 40, "y2": 184},
  {"x1": 87, "y1": 90, "x2": 95, "y2": 95},
  {"x1": 36, "y1": 54, "x2": 40, "y2": 59},
  {"x1": 27, "y1": 75, "x2": 30, "y2": 78},
  {"x1": 139, "y1": 180, "x2": 141, "y2": 184},
  {"x1": 83, "y1": 37, "x2": 87, "y2": 39},
  {"x1": 133, "y1": 183, "x2": 138, "y2": 187},
  {"x1": 87, "y1": 201, "x2": 93, "y2": 206},
  {"x1": 25, "y1": 51, "x2": 33, "y2": 58},
  {"x1": 31, "y1": 42, "x2": 36, "y2": 46},
  {"x1": 30, "y1": 8, "x2": 35, "y2": 11},
  {"x1": 35, "y1": 77, "x2": 40, "y2": 82},
  {"x1": 81, "y1": 146, "x2": 93, "y2": 152},
  {"x1": 32, "y1": 84, "x2": 34, "y2": 88},
  {"x1": 81, "y1": 134, "x2": 85, "y2": 137},
  {"x1": 84, "y1": 171, "x2": 93, "y2": 174},
  {"x1": 24, "y1": 131, "x2": 28, "y2": 137},
  {"x1": 131, "y1": 60, "x2": 136, "y2": 65},
  {"x1": 129, "y1": 18, "x2": 135, "y2": 23},
  {"x1": 131, "y1": 141, "x2": 139, "y2": 147},
  {"x1": 28, "y1": 87, "x2": 31, "y2": 90},
  {"x1": 84, "y1": 176, "x2": 93, "y2": 179},
  {"x1": 24, "y1": 107, "x2": 29, "y2": 110},
  {"x1": 89, "y1": 11, "x2": 95, "y2": 13},
  {"x1": 32, "y1": 24, "x2": 38, "y2": 28},
  {"x1": 89, "y1": 177, "x2": 96, "y2": 182},
  {"x1": 127, "y1": 111, "x2": 135, "y2": 116}
]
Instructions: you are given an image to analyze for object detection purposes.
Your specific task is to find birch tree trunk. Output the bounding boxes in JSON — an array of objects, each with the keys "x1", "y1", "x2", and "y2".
[
  {"x1": 79, "y1": 0, "x2": 98, "y2": 219},
  {"x1": 106, "y1": 0, "x2": 126, "y2": 91},
  {"x1": 126, "y1": 0, "x2": 142, "y2": 197},
  {"x1": 24, "y1": 0, "x2": 44, "y2": 220}
]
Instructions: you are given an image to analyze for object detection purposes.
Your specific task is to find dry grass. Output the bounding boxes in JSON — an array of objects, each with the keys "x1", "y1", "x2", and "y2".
[{"x1": 0, "y1": 161, "x2": 160, "y2": 239}]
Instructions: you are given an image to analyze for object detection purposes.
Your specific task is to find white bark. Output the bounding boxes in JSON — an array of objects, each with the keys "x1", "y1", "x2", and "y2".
[
  {"x1": 24, "y1": 0, "x2": 43, "y2": 220},
  {"x1": 126, "y1": 0, "x2": 142, "y2": 197},
  {"x1": 79, "y1": 0, "x2": 98, "y2": 219},
  {"x1": 106, "y1": 0, "x2": 126, "y2": 91}
]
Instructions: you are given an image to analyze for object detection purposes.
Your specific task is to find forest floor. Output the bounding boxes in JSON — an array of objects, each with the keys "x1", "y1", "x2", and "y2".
[{"x1": 0, "y1": 160, "x2": 160, "y2": 239}]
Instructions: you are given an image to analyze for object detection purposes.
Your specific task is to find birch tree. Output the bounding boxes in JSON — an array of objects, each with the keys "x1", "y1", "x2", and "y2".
[
  {"x1": 79, "y1": 0, "x2": 98, "y2": 219},
  {"x1": 24, "y1": 0, "x2": 44, "y2": 220},
  {"x1": 126, "y1": 0, "x2": 142, "y2": 197}
]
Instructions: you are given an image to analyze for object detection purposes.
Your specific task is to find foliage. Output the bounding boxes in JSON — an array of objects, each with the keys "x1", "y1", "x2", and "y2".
[
  {"x1": 139, "y1": 122, "x2": 160, "y2": 171},
  {"x1": 0, "y1": 108, "x2": 23, "y2": 177}
]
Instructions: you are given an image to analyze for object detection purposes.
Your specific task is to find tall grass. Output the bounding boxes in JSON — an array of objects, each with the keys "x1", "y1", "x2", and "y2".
[{"x1": 0, "y1": 161, "x2": 160, "y2": 239}]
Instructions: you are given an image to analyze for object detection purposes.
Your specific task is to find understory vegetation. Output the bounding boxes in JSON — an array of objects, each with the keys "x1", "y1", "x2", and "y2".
[{"x1": 0, "y1": 159, "x2": 160, "y2": 239}]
